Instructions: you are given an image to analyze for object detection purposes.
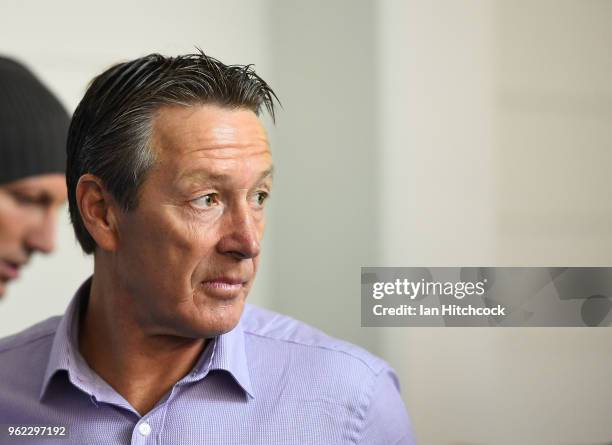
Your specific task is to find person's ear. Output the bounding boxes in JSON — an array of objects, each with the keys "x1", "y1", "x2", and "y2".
[{"x1": 76, "y1": 174, "x2": 121, "y2": 252}]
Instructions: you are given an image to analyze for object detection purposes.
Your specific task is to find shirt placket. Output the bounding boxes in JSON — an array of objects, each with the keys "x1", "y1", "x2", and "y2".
[{"x1": 130, "y1": 410, "x2": 162, "y2": 445}]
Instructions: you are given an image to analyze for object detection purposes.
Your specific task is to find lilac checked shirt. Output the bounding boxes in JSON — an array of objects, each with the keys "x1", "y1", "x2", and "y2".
[{"x1": 0, "y1": 278, "x2": 415, "y2": 444}]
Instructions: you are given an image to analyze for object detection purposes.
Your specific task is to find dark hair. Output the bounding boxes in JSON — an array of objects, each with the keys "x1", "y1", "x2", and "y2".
[{"x1": 67, "y1": 51, "x2": 279, "y2": 254}]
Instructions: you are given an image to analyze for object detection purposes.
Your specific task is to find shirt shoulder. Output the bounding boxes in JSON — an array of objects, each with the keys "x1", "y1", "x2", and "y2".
[
  {"x1": 0, "y1": 317, "x2": 60, "y2": 406},
  {"x1": 240, "y1": 305, "x2": 412, "y2": 443},
  {"x1": 0, "y1": 316, "x2": 60, "y2": 355},
  {"x1": 241, "y1": 303, "x2": 391, "y2": 376}
]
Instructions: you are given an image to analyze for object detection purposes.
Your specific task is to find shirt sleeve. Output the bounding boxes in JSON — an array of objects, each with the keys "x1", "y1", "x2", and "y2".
[{"x1": 356, "y1": 366, "x2": 417, "y2": 445}]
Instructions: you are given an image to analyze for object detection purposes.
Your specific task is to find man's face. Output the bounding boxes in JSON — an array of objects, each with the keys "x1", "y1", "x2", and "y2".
[
  {"x1": 113, "y1": 104, "x2": 272, "y2": 338},
  {"x1": 0, "y1": 174, "x2": 67, "y2": 297}
]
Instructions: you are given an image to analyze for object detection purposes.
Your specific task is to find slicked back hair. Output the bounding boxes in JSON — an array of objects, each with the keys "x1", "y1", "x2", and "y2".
[{"x1": 67, "y1": 52, "x2": 279, "y2": 254}]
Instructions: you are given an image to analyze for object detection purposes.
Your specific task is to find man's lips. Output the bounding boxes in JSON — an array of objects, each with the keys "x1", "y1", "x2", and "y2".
[
  {"x1": 200, "y1": 277, "x2": 247, "y2": 297},
  {"x1": 0, "y1": 260, "x2": 23, "y2": 280}
]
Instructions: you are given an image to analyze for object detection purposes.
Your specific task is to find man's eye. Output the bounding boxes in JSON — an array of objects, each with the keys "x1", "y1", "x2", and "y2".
[
  {"x1": 192, "y1": 194, "x2": 219, "y2": 208},
  {"x1": 255, "y1": 191, "x2": 269, "y2": 206}
]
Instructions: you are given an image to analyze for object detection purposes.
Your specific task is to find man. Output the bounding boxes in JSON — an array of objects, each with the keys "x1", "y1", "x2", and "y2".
[
  {"x1": 0, "y1": 57, "x2": 69, "y2": 298},
  {"x1": 0, "y1": 53, "x2": 415, "y2": 444}
]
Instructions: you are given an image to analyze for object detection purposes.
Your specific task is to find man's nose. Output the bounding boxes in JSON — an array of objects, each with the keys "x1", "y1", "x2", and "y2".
[
  {"x1": 24, "y1": 210, "x2": 57, "y2": 254},
  {"x1": 217, "y1": 203, "x2": 261, "y2": 260}
]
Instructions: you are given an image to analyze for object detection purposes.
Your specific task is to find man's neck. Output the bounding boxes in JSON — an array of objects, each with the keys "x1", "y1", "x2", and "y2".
[{"x1": 78, "y1": 268, "x2": 207, "y2": 416}]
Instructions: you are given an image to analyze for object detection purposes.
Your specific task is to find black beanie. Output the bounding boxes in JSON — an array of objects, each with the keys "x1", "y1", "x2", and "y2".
[{"x1": 0, "y1": 56, "x2": 69, "y2": 185}]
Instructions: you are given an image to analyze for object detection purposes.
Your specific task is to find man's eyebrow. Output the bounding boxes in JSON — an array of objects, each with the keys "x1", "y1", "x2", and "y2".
[
  {"x1": 179, "y1": 166, "x2": 274, "y2": 183},
  {"x1": 258, "y1": 166, "x2": 274, "y2": 182},
  {"x1": 11, "y1": 190, "x2": 61, "y2": 206}
]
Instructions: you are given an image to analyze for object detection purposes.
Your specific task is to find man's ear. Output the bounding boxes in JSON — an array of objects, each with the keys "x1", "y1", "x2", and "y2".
[{"x1": 76, "y1": 174, "x2": 121, "y2": 252}]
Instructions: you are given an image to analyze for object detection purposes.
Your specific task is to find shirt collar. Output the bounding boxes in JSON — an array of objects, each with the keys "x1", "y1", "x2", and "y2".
[
  {"x1": 39, "y1": 277, "x2": 255, "y2": 401},
  {"x1": 39, "y1": 277, "x2": 93, "y2": 401},
  {"x1": 208, "y1": 316, "x2": 254, "y2": 399}
]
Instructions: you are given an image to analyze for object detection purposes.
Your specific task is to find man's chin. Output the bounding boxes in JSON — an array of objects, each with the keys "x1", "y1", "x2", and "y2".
[{"x1": 181, "y1": 301, "x2": 246, "y2": 339}]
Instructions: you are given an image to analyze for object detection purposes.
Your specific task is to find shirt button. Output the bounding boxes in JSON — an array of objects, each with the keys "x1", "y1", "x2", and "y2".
[{"x1": 138, "y1": 422, "x2": 152, "y2": 437}]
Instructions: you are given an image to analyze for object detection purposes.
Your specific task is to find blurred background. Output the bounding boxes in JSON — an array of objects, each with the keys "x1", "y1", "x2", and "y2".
[{"x1": 2, "y1": 0, "x2": 612, "y2": 443}]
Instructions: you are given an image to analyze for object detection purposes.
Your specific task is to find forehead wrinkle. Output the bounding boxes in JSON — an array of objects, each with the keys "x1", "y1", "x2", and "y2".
[
  {"x1": 153, "y1": 109, "x2": 268, "y2": 153},
  {"x1": 180, "y1": 113, "x2": 268, "y2": 148},
  {"x1": 185, "y1": 144, "x2": 270, "y2": 159},
  {"x1": 187, "y1": 127, "x2": 269, "y2": 152},
  {"x1": 150, "y1": 104, "x2": 272, "y2": 186},
  {"x1": 177, "y1": 163, "x2": 274, "y2": 186}
]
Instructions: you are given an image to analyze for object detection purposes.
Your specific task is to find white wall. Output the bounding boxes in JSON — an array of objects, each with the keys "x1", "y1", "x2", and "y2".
[
  {"x1": 379, "y1": 1, "x2": 612, "y2": 443},
  {"x1": 265, "y1": 0, "x2": 380, "y2": 353}
]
